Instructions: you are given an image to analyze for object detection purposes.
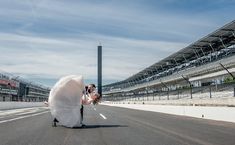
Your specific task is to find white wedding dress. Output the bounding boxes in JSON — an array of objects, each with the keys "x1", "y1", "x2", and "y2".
[{"x1": 48, "y1": 75, "x2": 84, "y2": 127}]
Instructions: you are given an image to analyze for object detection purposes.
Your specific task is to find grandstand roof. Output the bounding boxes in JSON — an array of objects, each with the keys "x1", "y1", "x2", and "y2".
[{"x1": 104, "y1": 20, "x2": 235, "y2": 87}]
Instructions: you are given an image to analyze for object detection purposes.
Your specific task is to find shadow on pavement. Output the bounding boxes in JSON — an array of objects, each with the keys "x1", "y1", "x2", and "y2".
[{"x1": 72, "y1": 124, "x2": 128, "y2": 129}]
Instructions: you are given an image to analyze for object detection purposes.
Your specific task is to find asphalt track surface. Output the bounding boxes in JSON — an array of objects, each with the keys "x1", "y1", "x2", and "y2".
[{"x1": 0, "y1": 105, "x2": 235, "y2": 145}]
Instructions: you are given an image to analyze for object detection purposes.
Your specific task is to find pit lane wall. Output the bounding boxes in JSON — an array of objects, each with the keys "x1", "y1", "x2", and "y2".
[{"x1": 102, "y1": 100, "x2": 235, "y2": 123}]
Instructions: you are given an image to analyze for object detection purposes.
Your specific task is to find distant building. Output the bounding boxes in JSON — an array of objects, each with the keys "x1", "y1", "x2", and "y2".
[{"x1": 0, "y1": 73, "x2": 50, "y2": 102}]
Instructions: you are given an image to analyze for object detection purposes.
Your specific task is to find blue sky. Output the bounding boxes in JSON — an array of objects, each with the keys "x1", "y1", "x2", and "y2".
[{"x1": 0, "y1": 0, "x2": 234, "y2": 87}]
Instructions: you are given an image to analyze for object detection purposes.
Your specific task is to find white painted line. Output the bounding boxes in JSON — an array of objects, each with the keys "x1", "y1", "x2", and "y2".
[
  {"x1": 0, "y1": 107, "x2": 48, "y2": 116},
  {"x1": 0, "y1": 110, "x2": 38, "y2": 119},
  {"x1": 0, "y1": 108, "x2": 49, "y2": 118},
  {"x1": 12, "y1": 110, "x2": 39, "y2": 116},
  {"x1": 99, "y1": 113, "x2": 107, "y2": 120},
  {"x1": 0, "y1": 111, "x2": 49, "y2": 124}
]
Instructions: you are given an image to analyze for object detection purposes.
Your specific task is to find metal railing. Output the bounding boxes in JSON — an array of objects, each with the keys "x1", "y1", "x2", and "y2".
[{"x1": 103, "y1": 82, "x2": 235, "y2": 102}]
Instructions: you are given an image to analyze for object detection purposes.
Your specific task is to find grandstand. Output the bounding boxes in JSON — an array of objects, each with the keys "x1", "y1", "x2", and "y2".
[
  {"x1": 102, "y1": 20, "x2": 235, "y2": 106},
  {"x1": 0, "y1": 71, "x2": 50, "y2": 102}
]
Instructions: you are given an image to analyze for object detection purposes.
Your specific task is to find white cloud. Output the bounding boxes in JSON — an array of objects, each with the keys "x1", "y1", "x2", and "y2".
[
  {"x1": 0, "y1": 32, "x2": 186, "y2": 83},
  {"x1": 0, "y1": 0, "x2": 219, "y2": 42},
  {"x1": 0, "y1": 0, "x2": 233, "y2": 86}
]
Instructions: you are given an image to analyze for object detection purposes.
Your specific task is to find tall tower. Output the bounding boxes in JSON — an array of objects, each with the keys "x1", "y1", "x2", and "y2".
[{"x1": 97, "y1": 45, "x2": 102, "y2": 97}]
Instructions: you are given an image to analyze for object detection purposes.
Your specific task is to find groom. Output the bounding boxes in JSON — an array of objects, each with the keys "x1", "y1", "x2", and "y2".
[
  {"x1": 51, "y1": 80, "x2": 101, "y2": 127},
  {"x1": 80, "y1": 84, "x2": 101, "y2": 126}
]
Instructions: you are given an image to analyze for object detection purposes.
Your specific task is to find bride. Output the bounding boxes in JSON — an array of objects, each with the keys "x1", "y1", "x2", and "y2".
[{"x1": 48, "y1": 75, "x2": 101, "y2": 128}]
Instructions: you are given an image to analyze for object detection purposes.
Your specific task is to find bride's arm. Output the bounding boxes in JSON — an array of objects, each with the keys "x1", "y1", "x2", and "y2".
[{"x1": 81, "y1": 95, "x2": 93, "y2": 105}]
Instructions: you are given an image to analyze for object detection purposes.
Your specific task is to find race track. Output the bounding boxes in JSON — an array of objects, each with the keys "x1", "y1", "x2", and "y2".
[{"x1": 0, "y1": 105, "x2": 235, "y2": 145}]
